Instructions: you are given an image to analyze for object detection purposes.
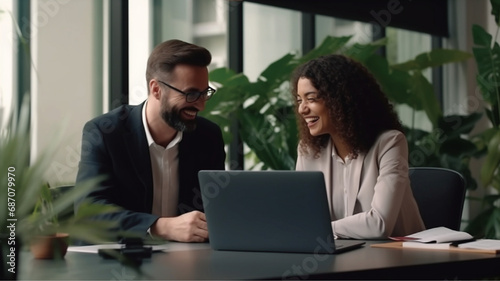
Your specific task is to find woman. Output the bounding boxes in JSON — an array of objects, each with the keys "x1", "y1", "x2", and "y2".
[{"x1": 292, "y1": 54, "x2": 425, "y2": 239}]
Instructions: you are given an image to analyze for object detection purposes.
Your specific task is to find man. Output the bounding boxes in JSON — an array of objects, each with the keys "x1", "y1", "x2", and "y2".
[{"x1": 76, "y1": 39, "x2": 226, "y2": 242}]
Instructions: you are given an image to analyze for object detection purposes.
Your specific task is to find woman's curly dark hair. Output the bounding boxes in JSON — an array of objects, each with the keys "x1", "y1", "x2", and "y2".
[{"x1": 291, "y1": 54, "x2": 403, "y2": 158}]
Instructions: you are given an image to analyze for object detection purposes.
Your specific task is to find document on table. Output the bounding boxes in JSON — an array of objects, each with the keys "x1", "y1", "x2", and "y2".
[
  {"x1": 391, "y1": 227, "x2": 473, "y2": 243},
  {"x1": 457, "y1": 239, "x2": 500, "y2": 250},
  {"x1": 374, "y1": 227, "x2": 500, "y2": 253},
  {"x1": 400, "y1": 239, "x2": 500, "y2": 253}
]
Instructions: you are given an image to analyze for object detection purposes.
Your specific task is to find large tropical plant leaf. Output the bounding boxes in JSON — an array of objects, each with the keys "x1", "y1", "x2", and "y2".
[
  {"x1": 363, "y1": 54, "x2": 413, "y2": 107},
  {"x1": 259, "y1": 53, "x2": 296, "y2": 87},
  {"x1": 439, "y1": 138, "x2": 478, "y2": 159},
  {"x1": 300, "y1": 36, "x2": 352, "y2": 63},
  {"x1": 205, "y1": 70, "x2": 249, "y2": 115},
  {"x1": 344, "y1": 38, "x2": 387, "y2": 62},
  {"x1": 409, "y1": 71, "x2": 443, "y2": 127},
  {"x1": 465, "y1": 197, "x2": 500, "y2": 239},
  {"x1": 391, "y1": 49, "x2": 472, "y2": 71},
  {"x1": 238, "y1": 110, "x2": 295, "y2": 170},
  {"x1": 481, "y1": 129, "x2": 500, "y2": 187},
  {"x1": 438, "y1": 112, "x2": 483, "y2": 137},
  {"x1": 472, "y1": 24, "x2": 500, "y2": 110}
]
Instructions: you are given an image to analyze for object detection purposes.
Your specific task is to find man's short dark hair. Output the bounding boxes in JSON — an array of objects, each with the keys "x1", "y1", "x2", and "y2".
[{"x1": 145, "y1": 39, "x2": 212, "y2": 86}]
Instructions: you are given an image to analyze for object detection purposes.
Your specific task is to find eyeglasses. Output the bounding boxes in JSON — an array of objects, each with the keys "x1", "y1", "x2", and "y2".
[{"x1": 158, "y1": 80, "x2": 216, "y2": 103}]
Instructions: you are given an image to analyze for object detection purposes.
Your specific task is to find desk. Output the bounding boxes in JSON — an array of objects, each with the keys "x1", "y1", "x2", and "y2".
[{"x1": 19, "y1": 240, "x2": 500, "y2": 280}]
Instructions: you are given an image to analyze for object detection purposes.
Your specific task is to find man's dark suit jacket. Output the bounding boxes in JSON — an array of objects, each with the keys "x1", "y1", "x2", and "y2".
[{"x1": 75, "y1": 102, "x2": 226, "y2": 237}]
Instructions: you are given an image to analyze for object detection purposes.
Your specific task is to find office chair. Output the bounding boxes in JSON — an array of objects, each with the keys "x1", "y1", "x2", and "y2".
[{"x1": 408, "y1": 167, "x2": 466, "y2": 231}]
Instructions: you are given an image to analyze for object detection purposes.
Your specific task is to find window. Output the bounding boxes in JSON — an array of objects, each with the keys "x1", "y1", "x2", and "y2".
[
  {"x1": 316, "y1": 15, "x2": 373, "y2": 46},
  {"x1": 193, "y1": 0, "x2": 227, "y2": 69},
  {"x1": 128, "y1": 1, "x2": 448, "y2": 170},
  {"x1": 128, "y1": 0, "x2": 152, "y2": 105},
  {"x1": 129, "y1": 0, "x2": 228, "y2": 105},
  {"x1": 0, "y1": 0, "x2": 15, "y2": 129},
  {"x1": 243, "y1": 2, "x2": 301, "y2": 81},
  {"x1": 387, "y1": 27, "x2": 433, "y2": 132}
]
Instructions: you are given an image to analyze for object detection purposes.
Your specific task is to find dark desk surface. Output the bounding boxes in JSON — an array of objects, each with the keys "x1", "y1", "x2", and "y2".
[{"x1": 19, "y1": 240, "x2": 500, "y2": 280}]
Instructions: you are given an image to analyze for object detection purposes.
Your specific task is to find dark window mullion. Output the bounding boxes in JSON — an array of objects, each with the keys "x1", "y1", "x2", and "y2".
[
  {"x1": 16, "y1": 0, "x2": 31, "y2": 162},
  {"x1": 301, "y1": 12, "x2": 315, "y2": 54},
  {"x1": 432, "y1": 35, "x2": 443, "y2": 108},
  {"x1": 228, "y1": 1, "x2": 244, "y2": 170},
  {"x1": 16, "y1": 0, "x2": 30, "y2": 114},
  {"x1": 109, "y1": 0, "x2": 129, "y2": 109},
  {"x1": 372, "y1": 24, "x2": 386, "y2": 57}
]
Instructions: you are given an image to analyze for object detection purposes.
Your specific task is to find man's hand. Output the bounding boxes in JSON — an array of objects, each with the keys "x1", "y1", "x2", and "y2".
[{"x1": 150, "y1": 211, "x2": 208, "y2": 242}]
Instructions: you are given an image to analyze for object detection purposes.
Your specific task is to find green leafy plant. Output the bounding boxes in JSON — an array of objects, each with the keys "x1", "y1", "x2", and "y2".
[
  {"x1": 203, "y1": 36, "x2": 477, "y2": 190},
  {"x1": 1, "y1": 96, "x2": 119, "y2": 244},
  {"x1": 0, "y1": 6, "x2": 141, "y2": 277},
  {"x1": 0, "y1": 96, "x2": 120, "y2": 277},
  {"x1": 21, "y1": 181, "x2": 120, "y2": 244},
  {"x1": 465, "y1": 0, "x2": 500, "y2": 239}
]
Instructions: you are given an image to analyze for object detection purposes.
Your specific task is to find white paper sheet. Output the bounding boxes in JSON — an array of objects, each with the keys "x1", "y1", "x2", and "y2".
[{"x1": 458, "y1": 239, "x2": 500, "y2": 250}]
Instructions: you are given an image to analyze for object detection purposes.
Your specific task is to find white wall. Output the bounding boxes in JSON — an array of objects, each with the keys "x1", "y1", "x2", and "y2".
[{"x1": 31, "y1": 0, "x2": 102, "y2": 186}]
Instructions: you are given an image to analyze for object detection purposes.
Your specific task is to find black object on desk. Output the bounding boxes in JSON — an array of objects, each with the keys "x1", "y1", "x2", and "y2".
[
  {"x1": 98, "y1": 237, "x2": 152, "y2": 261},
  {"x1": 450, "y1": 238, "x2": 476, "y2": 247}
]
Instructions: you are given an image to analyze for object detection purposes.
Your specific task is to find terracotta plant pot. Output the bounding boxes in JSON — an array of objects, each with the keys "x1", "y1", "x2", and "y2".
[{"x1": 30, "y1": 233, "x2": 69, "y2": 259}]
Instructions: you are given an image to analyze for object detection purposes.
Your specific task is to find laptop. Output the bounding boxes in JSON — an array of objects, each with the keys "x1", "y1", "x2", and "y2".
[{"x1": 198, "y1": 170, "x2": 365, "y2": 254}]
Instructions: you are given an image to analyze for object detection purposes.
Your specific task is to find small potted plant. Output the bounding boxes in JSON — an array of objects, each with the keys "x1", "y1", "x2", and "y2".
[
  {"x1": 25, "y1": 183, "x2": 70, "y2": 259},
  {"x1": 21, "y1": 182, "x2": 118, "y2": 259}
]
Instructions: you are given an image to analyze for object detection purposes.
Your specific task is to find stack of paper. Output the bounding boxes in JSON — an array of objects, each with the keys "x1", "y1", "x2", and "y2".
[
  {"x1": 392, "y1": 227, "x2": 473, "y2": 249},
  {"x1": 391, "y1": 226, "x2": 473, "y2": 243},
  {"x1": 387, "y1": 227, "x2": 500, "y2": 253}
]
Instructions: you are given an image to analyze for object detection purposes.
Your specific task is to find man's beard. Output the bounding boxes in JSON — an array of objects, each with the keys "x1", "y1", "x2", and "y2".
[{"x1": 161, "y1": 103, "x2": 197, "y2": 132}]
